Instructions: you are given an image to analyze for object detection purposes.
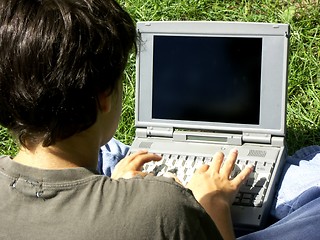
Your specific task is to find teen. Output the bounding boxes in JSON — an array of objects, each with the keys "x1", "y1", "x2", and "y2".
[{"x1": 0, "y1": 0, "x2": 252, "y2": 239}]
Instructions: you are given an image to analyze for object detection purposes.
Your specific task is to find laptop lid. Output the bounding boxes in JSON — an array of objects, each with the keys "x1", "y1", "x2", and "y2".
[{"x1": 135, "y1": 21, "x2": 289, "y2": 139}]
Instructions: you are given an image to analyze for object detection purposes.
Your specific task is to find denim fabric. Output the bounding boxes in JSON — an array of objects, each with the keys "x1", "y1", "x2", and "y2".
[
  {"x1": 97, "y1": 138, "x2": 129, "y2": 176},
  {"x1": 271, "y1": 145, "x2": 320, "y2": 219},
  {"x1": 238, "y1": 187, "x2": 320, "y2": 240}
]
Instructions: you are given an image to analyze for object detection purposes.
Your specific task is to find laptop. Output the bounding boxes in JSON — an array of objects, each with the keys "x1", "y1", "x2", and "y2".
[{"x1": 128, "y1": 21, "x2": 290, "y2": 231}]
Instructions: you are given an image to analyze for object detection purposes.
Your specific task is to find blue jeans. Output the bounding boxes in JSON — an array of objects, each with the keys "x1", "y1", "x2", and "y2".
[{"x1": 97, "y1": 138, "x2": 129, "y2": 176}]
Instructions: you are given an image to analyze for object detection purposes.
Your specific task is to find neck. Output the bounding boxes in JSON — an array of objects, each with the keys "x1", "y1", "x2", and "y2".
[
  {"x1": 13, "y1": 132, "x2": 101, "y2": 170},
  {"x1": 12, "y1": 106, "x2": 115, "y2": 170}
]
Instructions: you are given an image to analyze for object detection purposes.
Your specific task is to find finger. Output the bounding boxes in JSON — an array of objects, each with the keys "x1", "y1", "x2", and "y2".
[
  {"x1": 232, "y1": 165, "x2": 254, "y2": 186},
  {"x1": 129, "y1": 153, "x2": 162, "y2": 170},
  {"x1": 125, "y1": 149, "x2": 149, "y2": 162},
  {"x1": 116, "y1": 150, "x2": 148, "y2": 168},
  {"x1": 194, "y1": 164, "x2": 210, "y2": 173},
  {"x1": 162, "y1": 172, "x2": 183, "y2": 185},
  {"x1": 210, "y1": 151, "x2": 224, "y2": 174},
  {"x1": 220, "y1": 148, "x2": 238, "y2": 177}
]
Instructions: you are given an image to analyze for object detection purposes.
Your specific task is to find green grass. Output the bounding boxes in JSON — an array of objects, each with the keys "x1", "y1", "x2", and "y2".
[
  {"x1": 1, "y1": 0, "x2": 319, "y2": 156},
  {"x1": 0, "y1": 128, "x2": 18, "y2": 156}
]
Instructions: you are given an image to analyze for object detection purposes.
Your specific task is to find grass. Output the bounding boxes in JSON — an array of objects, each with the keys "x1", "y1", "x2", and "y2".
[
  {"x1": 0, "y1": 128, "x2": 18, "y2": 156},
  {"x1": 0, "y1": 0, "x2": 319, "y2": 156}
]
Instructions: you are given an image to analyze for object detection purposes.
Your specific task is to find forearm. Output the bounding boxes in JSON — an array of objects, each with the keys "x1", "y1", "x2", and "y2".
[
  {"x1": 200, "y1": 199, "x2": 235, "y2": 240},
  {"x1": 186, "y1": 150, "x2": 252, "y2": 240}
]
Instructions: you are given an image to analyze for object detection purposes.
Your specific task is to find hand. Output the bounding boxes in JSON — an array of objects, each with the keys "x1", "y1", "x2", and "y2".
[
  {"x1": 186, "y1": 149, "x2": 253, "y2": 240},
  {"x1": 187, "y1": 148, "x2": 252, "y2": 206},
  {"x1": 111, "y1": 150, "x2": 162, "y2": 180}
]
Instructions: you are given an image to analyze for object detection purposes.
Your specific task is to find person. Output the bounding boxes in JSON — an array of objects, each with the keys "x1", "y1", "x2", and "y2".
[{"x1": 0, "y1": 0, "x2": 253, "y2": 239}]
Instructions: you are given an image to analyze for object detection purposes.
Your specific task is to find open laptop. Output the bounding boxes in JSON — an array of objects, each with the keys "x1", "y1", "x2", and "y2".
[{"x1": 128, "y1": 21, "x2": 290, "y2": 231}]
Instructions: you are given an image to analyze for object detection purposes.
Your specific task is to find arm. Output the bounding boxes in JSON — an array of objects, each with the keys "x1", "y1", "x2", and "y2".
[{"x1": 187, "y1": 149, "x2": 253, "y2": 240}]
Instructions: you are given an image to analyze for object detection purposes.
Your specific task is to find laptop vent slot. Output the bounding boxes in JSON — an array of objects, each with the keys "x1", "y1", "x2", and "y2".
[
  {"x1": 139, "y1": 141, "x2": 153, "y2": 149},
  {"x1": 248, "y1": 150, "x2": 267, "y2": 158}
]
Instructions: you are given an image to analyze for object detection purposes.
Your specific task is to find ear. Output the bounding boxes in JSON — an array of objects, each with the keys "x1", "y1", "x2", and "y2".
[{"x1": 98, "y1": 91, "x2": 112, "y2": 113}]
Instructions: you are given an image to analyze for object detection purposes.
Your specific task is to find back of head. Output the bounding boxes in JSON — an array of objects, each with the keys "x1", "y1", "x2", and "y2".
[{"x1": 0, "y1": 0, "x2": 136, "y2": 148}]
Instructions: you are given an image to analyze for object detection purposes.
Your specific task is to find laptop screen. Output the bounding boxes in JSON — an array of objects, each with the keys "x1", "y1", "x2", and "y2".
[
  {"x1": 136, "y1": 21, "x2": 289, "y2": 135},
  {"x1": 152, "y1": 35, "x2": 262, "y2": 125}
]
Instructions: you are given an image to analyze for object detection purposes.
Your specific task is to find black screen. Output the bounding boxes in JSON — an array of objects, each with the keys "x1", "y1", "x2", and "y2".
[{"x1": 152, "y1": 35, "x2": 262, "y2": 125}]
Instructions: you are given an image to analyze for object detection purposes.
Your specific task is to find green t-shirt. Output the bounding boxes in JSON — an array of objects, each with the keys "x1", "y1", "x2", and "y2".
[{"x1": 0, "y1": 156, "x2": 222, "y2": 239}]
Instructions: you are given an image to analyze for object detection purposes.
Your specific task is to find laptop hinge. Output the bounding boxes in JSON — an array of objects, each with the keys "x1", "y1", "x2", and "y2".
[
  {"x1": 242, "y1": 133, "x2": 272, "y2": 144},
  {"x1": 271, "y1": 136, "x2": 285, "y2": 147},
  {"x1": 136, "y1": 127, "x2": 174, "y2": 138},
  {"x1": 173, "y1": 130, "x2": 242, "y2": 145}
]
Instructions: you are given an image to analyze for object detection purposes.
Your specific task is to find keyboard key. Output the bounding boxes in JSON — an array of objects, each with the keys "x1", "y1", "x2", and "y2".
[
  {"x1": 241, "y1": 198, "x2": 252, "y2": 205},
  {"x1": 253, "y1": 194, "x2": 264, "y2": 207},
  {"x1": 203, "y1": 157, "x2": 212, "y2": 164}
]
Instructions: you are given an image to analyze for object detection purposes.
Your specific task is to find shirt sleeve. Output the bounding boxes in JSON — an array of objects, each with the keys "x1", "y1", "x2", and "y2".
[{"x1": 124, "y1": 175, "x2": 223, "y2": 240}]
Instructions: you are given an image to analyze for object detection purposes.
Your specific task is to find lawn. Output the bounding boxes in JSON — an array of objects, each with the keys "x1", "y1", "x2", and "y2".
[{"x1": 0, "y1": 0, "x2": 319, "y2": 156}]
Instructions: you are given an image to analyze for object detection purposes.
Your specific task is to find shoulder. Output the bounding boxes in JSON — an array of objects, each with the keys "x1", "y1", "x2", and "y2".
[
  {"x1": 109, "y1": 175, "x2": 222, "y2": 239},
  {"x1": 118, "y1": 175, "x2": 199, "y2": 208},
  {"x1": 0, "y1": 155, "x2": 10, "y2": 161}
]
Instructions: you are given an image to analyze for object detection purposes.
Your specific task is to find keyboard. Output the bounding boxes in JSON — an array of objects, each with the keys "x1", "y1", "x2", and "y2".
[{"x1": 142, "y1": 152, "x2": 274, "y2": 207}]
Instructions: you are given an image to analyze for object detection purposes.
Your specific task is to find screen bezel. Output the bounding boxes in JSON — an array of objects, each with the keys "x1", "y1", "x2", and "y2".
[{"x1": 135, "y1": 21, "x2": 289, "y2": 136}]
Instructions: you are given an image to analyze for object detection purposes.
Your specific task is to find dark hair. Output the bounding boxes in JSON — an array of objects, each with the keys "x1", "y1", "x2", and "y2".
[{"x1": 0, "y1": 0, "x2": 136, "y2": 147}]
